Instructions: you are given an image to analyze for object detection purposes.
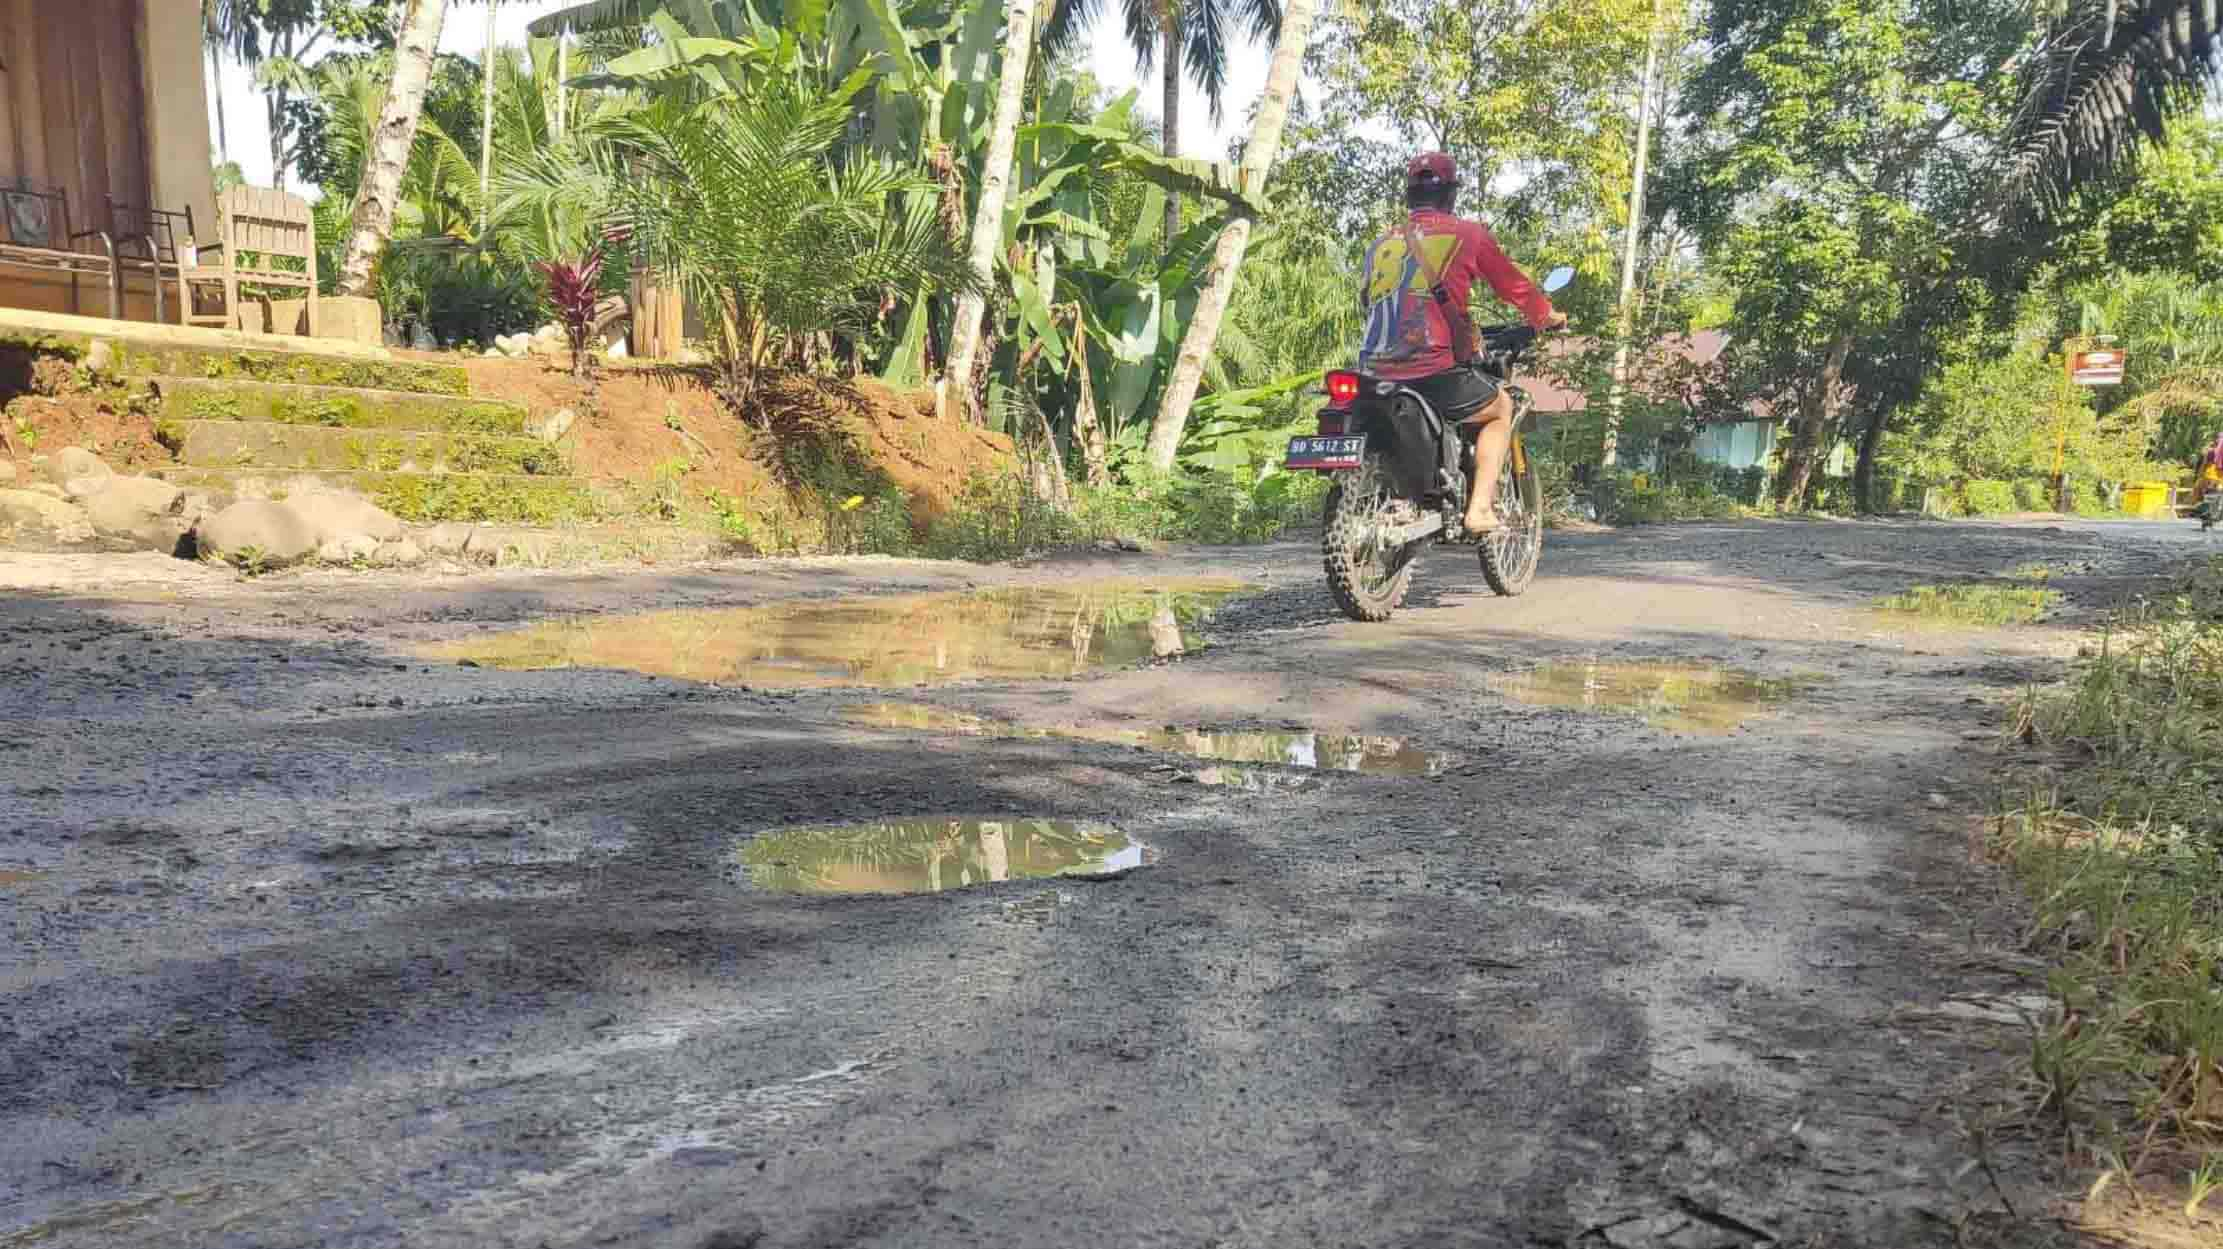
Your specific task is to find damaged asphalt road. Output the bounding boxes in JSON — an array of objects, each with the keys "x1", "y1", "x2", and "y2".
[{"x1": 0, "y1": 518, "x2": 2189, "y2": 1247}]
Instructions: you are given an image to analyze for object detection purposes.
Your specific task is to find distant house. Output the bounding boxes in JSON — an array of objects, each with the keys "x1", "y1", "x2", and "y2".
[{"x1": 1519, "y1": 330, "x2": 1780, "y2": 471}]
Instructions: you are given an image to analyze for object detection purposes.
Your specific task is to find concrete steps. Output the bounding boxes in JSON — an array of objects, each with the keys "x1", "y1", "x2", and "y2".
[
  {"x1": 98, "y1": 339, "x2": 471, "y2": 396},
  {"x1": 156, "y1": 468, "x2": 603, "y2": 525},
  {"x1": 173, "y1": 420, "x2": 564, "y2": 477},
  {"x1": 148, "y1": 376, "x2": 529, "y2": 436}
]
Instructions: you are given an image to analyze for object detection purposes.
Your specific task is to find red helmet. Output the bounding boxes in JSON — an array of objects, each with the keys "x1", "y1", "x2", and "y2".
[{"x1": 1405, "y1": 152, "x2": 1458, "y2": 190}]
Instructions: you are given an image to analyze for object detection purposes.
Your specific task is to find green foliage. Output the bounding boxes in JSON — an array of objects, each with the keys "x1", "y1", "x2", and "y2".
[
  {"x1": 612, "y1": 81, "x2": 978, "y2": 402},
  {"x1": 920, "y1": 465, "x2": 1328, "y2": 562},
  {"x1": 1965, "y1": 479, "x2": 2017, "y2": 514},
  {"x1": 2057, "y1": 117, "x2": 2223, "y2": 286},
  {"x1": 1876, "y1": 582, "x2": 2058, "y2": 625}
]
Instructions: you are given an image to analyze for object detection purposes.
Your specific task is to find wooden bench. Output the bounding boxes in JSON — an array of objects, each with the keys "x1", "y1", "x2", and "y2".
[
  {"x1": 179, "y1": 186, "x2": 318, "y2": 337},
  {"x1": 0, "y1": 185, "x2": 118, "y2": 318}
]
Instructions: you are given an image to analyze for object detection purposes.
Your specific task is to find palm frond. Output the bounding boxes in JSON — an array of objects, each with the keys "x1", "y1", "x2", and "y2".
[{"x1": 1999, "y1": 0, "x2": 2222, "y2": 211}]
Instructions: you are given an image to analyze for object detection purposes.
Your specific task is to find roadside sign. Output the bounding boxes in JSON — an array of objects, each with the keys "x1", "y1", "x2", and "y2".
[{"x1": 2071, "y1": 349, "x2": 2126, "y2": 386}]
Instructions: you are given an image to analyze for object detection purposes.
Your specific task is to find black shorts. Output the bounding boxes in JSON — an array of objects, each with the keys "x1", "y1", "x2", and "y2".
[{"x1": 1401, "y1": 366, "x2": 1501, "y2": 425}]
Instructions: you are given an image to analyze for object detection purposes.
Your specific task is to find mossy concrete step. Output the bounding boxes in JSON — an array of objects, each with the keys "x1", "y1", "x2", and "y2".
[
  {"x1": 150, "y1": 376, "x2": 527, "y2": 435},
  {"x1": 88, "y1": 341, "x2": 470, "y2": 396},
  {"x1": 174, "y1": 420, "x2": 565, "y2": 477},
  {"x1": 157, "y1": 468, "x2": 602, "y2": 525}
]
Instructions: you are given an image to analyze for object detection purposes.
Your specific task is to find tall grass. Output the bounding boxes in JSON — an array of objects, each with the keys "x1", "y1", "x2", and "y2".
[{"x1": 2003, "y1": 559, "x2": 2223, "y2": 1192}]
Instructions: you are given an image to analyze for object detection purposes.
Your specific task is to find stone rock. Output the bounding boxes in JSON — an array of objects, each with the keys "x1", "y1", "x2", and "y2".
[
  {"x1": 25, "y1": 482, "x2": 65, "y2": 500},
  {"x1": 463, "y1": 526, "x2": 555, "y2": 567},
  {"x1": 606, "y1": 338, "x2": 628, "y2": 360},
  {"x1": 316, "y1": 534, "x2": 380, "y2": 564},
  {"x1": 420, "y1": 521, "x2": 477, "y2": 555},
  {"x1": 494, "y1": 332, "x2": 532, "y2": 359},
  {"x1": 195, "y1": 500, "x2": 318, "y2": 566},
  {"x1": 83, "y1": 476, "x2": 182, "y2": 549},
  {"x1": 0, "y1": 460, "x2": 15, "y2": 485},
  {"x1": 53, "y1": 446, "x2": 111, "y2": 484},
  {"x1": 528, "y1": 324, "x2": 566, "y2": 356},
  {"x1": 383, "y1": 323, "x2": 406, "y2": 348},
  {"x1": 527, "y1": 407, "x2": 577, "y2": 444},
  {"x1": 170, "y1": 490, "x2": 228, "y2": 530},
  {"x1": 0, "y1": 488, "x2": 93, "y2": 543},
  {"x1": 285, "y1": 490, "x2": 404, "y2": 545},
  {"x1": 373, "y1": 538, "x2": 427, "y2": 567}
]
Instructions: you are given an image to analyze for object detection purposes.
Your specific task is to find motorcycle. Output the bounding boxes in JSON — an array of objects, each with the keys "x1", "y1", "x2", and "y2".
[{"x1": 1284, "y1": 265, "x2": 1576, "y2": 622}]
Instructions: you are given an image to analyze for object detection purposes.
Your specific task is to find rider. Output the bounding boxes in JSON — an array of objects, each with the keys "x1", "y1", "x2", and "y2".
[{"x1": 1359, "y1": 152, "x2": 1567, "y2": 535}]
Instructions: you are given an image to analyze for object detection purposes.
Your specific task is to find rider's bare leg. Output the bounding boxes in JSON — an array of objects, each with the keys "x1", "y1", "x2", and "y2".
[{"x1": 1463, "y1": 389, "x2": 1514, "y2": 533}]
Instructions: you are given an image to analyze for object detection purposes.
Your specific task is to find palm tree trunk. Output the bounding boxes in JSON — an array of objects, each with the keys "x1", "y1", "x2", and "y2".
[
  {"x1": 1161, "y1": 17, "x2": 1180, "y2": 247},
  {"x1": 208, "y1": 44, "x2": 230, "y2": 161},
  {"x1": 942, "y1": 0, "x2": 1038, "y2": 422},
  {"x1": 479, "y1": 0, "x2": 497, "y2": 236},
  {"x1": 1142, "y1": 0, "x2": 1315, "y2": 474},
  {"x1": 335, "y1": 0, "x2": 449, "y2": 298}
]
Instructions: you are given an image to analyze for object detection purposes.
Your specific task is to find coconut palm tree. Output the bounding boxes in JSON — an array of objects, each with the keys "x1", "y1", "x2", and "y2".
[
  {"x1": 336, "y1": 0, "x2": 452, "y2": 295},
  {"x1": 1145, "y1": 0, "x2": 1314, "y2": 471},
  {"x1": 2001, "y1": 0, "x2": 2220, "y2": 206},
  {"x1": 1043, "y1": 0, "x2": 1284, "y2": 246}
]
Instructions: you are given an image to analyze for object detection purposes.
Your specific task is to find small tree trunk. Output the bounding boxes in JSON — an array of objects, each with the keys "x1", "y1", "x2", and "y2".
[
  {"x1": 1161, "y1": 17, "x2": 1181, "y2": 248},
  {"x1": 334, "y1": 0, "x2": 449, "y2": 298},
  {"x1": 1599, "y1": 0, "x2": 1664, "y2": 470},
  {"x1": 1072, "y1": 330, "x2": 1110, "y2": 488},
  {"x1": 941, "y1": 0, "x2": 1038, "y2": 422},
  {"x1": 1142, "y1": 0, "x2": 1316, "y2": 474},
  {"x1": 1774, "y1": 335, "x2": 1851, "y2": 509}
]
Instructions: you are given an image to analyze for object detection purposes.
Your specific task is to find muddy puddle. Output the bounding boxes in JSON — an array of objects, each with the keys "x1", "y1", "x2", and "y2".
[
  {"x1": 0, "y1": 868, "x2": 42, "y2": 887},
  {"x1": 843, "y1": 702, "x2": 1452, "y2": 776},
  {"x1": 422, "y1": 580, "x2": 1252, "y2": 688},
  {"x1": 734, "y1": 818, "x2": 1149, "y2": 895},
  {"x1": 1489, "y1": 661, "x2": 1809, "y2": 734}
]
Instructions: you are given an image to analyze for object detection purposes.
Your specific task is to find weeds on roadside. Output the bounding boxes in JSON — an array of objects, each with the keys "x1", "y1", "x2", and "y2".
[
  {"x1": 1998, "y1": 559, "x2": 2223, "y2": 1196},
  {"x1": 1877, "y1": 583, "x2": 2060, "y2": 625},
  {"x1": 919, "y1": 466, "x2": 1328, "y2": 563}
]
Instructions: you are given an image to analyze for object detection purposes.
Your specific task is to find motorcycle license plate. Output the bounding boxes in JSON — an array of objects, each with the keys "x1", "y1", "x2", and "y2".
[{"x1": 1285, "y1": 434, "x2": 1365, "y2": 471}]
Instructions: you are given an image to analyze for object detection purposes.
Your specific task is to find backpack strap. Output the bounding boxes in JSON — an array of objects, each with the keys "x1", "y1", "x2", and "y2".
[{"x1": 1400, "y1": 215, "x2": 1479, "y2": 367}]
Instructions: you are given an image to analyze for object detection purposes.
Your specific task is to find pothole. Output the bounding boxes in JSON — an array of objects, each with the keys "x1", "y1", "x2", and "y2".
[
  {"x1": 733, "y1": 818, "x2": 1152, "y2": 896},
  {"x1": 421, "y1": 580, "x2": 1254, "y2": 688},
  {"x1": 843, "y1": 703, "x2": 1453, "y2": 776},
  {"x1": 1488, "y1": 661, "x2": 1811, "y2": 734}
]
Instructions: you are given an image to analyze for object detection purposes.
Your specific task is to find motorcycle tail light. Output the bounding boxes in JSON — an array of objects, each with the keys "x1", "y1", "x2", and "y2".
[{"x1": 1324, "y1": 370, "x2": 1361, "y2": 406}]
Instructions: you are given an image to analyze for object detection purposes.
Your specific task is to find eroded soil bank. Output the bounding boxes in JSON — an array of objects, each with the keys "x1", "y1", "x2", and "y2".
[{"x1": 1, "y1": 517, "x2": 2193, "y2": 1247}]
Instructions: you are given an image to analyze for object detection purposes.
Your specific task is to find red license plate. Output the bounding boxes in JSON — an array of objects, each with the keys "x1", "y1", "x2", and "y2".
[{"x1": 1286, "y1": 434, "x2": 1365, "y2": 471}]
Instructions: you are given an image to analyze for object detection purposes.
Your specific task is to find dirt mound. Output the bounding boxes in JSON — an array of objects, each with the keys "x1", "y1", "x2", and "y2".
[{"x1": 449, "y1": 357, "x2": 1013, "y2": 528}]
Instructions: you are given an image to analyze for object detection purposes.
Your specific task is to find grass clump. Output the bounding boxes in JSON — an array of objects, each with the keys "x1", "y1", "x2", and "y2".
[
  {"x1": 1998, "y1": 557, "x2": 2223, "y2": 1204},
  {"x1": 920, "y1": 466, "x2": 1328, "y2": 563},
  {"x1": 1876, "y1": 583, "x2": 2060, "y2": 625}
]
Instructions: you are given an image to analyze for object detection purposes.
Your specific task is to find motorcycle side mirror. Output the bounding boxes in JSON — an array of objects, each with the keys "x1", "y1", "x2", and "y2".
[{"x1": 1541, "y1": 266, "x2": 1575, "y2": 294}]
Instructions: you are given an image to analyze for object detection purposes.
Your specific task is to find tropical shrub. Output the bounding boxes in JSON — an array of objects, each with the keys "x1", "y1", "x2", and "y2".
[{"x1": 1966, "y1": 479, "x2": 2018, "y2": 514}]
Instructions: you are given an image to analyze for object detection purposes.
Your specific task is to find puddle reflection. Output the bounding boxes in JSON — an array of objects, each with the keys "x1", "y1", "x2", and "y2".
[
  {"x1": 422, "y1": 580, "x2": 1253, "y2": 688},
  {"x1": 0, "y1": 869, "x2": 41, "y2": 887},
  {"x1": 1489, "y1": 661, "x2": 1809, "y2": 734},
  {"x1": 735, "y1": 818, "x2": 1149, "y2": 895},
  {"x1": 843, "y1": 703, "x2": 1451, "y2": 776}
]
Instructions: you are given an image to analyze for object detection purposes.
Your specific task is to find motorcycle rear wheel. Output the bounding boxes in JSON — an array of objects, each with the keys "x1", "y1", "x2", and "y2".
[
  {"x1": 1323, "y1": 454, "x2": 1418, "y2": 622},
  {"x1": 1478, "y1": 440, "x2": 1543, "y2": 596}
]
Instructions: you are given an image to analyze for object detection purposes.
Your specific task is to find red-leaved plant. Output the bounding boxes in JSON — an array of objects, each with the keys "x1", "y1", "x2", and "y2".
[{"x1": 534, "y1": 245, "x2": 604, "y2": 381}]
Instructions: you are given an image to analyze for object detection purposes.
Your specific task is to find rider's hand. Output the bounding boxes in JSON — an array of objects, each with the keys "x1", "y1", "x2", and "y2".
[{"x1": 1544, "y1": 311, "x2": 1570, "y2": 332}]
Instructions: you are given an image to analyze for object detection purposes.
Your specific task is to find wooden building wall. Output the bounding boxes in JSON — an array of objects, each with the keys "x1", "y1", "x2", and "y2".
[{"x1": 0, "y1": 0, "x2": 150, "y2": 237}]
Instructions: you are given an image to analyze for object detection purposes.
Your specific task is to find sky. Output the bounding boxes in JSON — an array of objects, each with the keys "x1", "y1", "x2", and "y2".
[{"x1": 207, "y1": 0, "x2": 1274, "y2": 194}]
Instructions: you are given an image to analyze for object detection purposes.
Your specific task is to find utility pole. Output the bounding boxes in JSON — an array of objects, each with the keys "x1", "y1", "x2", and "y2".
[{"x1": 1599, "y1": 0, "x2": 1665, "y2": 470}]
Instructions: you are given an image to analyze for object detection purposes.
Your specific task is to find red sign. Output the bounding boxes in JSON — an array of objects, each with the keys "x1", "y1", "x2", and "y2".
[{"x1": 2071, "y1": 349, "x2": 2126, "y2": 386}]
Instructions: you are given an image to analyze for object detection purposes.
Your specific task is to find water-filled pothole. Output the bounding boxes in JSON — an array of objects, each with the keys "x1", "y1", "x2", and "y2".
[
  {"x1": 735, "y1": 818, "x2": 1149, "y2": 896},
  {"x1": 1489, "y1": 661, "x2": 1809, "y2": 734},
  {"x1": 423, "y1": 579, "x2": 1254, "y2": 688},
  {"x1": 842, "y1": 703, "x2": 1452, "y2": 776}
]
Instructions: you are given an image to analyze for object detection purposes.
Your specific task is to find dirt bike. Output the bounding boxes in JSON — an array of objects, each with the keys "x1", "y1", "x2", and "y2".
[{"x1": 1285, "y1": 266, "x2": 1575, "y2": 622}]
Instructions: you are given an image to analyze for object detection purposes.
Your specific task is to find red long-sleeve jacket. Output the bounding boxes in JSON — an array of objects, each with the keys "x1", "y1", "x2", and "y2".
[{"x1": 1358, "y1": 209, "x2": 1557, "y2": 380}]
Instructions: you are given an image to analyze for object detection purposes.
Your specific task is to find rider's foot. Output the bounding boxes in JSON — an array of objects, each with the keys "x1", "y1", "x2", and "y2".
[{"x1": 1462, "y1": 511, "x2": 1499, "y2": 536}]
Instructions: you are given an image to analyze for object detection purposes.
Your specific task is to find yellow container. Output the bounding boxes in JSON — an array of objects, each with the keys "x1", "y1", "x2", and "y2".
[{"x1": 2122, "y1": 483, "x2": 2173, "y2": 517}]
